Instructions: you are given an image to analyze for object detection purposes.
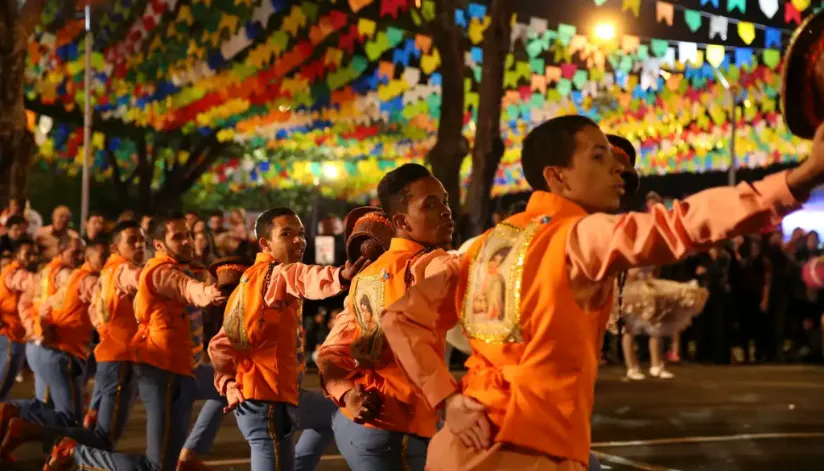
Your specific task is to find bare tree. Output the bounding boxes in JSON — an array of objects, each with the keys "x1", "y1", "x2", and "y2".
[
  {"x1": 0, "y1": 0, "x2": 46, "y2": 206},
  {"x1": 463, "y1": 0, "x2": 512, "y2": 236},
  {"x1": 425, "y1": 0, "x2": 467, "y2": 221}
]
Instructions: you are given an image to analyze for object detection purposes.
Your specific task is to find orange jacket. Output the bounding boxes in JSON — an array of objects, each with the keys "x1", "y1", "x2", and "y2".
[
  {"x1": 209, "y1": 252, "x2": 344, "y2": 406},
  {"x1": 132, "y1": 253, "x2": 202, "y2": 377},
  {"x1": 93, "y1": 254, "x2": 140, "y2": 363},
  {"x1": 29, "y1": 257, "x2": 66, "y2": 338},
  {"x1": 46, "y1": 263, "x2": 97, "y2": 360},
  {"x1": 318, "y1": 238, "x2": 454, "y2": 438},
  {"x1": 453, "y1": 200, "x2": 611, "y2": 464},
  {"x1": 0, "y1": 262, "x2": 27, "y2": 342}
]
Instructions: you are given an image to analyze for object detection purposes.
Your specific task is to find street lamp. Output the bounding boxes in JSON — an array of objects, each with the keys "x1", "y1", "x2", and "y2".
[
  {"x1": 716, "y1": 69, "x2": 738, "y2": 186},
  {"x1": 594, "y1": 22, "x2": 616, "y2": 41}
]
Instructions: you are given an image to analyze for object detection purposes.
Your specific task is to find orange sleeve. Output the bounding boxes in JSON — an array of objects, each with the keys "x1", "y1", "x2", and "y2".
[
  {"x1": 17, "y1": 273, "x2": 37, "y2": 337},
  {"x1": 115, "y1": 264, "x2": 141, "y2": 296},
  {"x1": 88, "y1": 284, "x2": 103, "y2": 329},
  {"x1": 316, "y1": 304, "x2": 358, "y2": 406},
  {"x1": 265, "y1": 263, "x2": 344, "y2": 304},
  {"x1": 5, "y1": 267, "x2": 33, "y2": 293},
  {"x1": 150, "y1": 265, "x2": 214, "y2": 307},
  {"x1": 567, "y1": 171, "x2": 801, "y2": 282},
  {"x1": 78, "y1": 275, "x2": 98, "y2": 304},
  {"x1": 208, "y1": 328, "x2": 239, "y2": 395},
  {"x1": 381, "y1": 258, "x2": 461, "y2": 409}
]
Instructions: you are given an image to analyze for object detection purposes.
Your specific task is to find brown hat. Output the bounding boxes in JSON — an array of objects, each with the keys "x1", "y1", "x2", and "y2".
[
  {"x1": 607, "y1": 134, "x2": 640, "y2": 197},
  {"x1": 781, "y1": 9, "x2": 824, "y2": 139},
  {"x1": 208, "y1": 257, "x2": 250, "y2": 293},
  {"x1": 343, "y1": 207, "x2": 394, "y2": 264}
]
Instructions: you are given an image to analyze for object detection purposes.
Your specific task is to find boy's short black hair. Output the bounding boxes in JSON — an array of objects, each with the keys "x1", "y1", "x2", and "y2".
[
  {"x1": 148, "y1": 212, "x2": 185, "y2": 243},
  {"x1": 208, "y1": 210, "x2": 224, "y2": 219},
  {"x1": 85, "y1": 236, "x2": 109, "y2": 251},
  {"x1": 5, "y1": 215, "x2": 27, "y2": 228},
  {"x1": 87, "y1": 211, "x2": 105, "y2": 220},
  {"x1": 254, "y1": 208, "x2": 298, "y2": 240},
  {"x1": 111, "y1": 220, "x2": 141, "y2": 243},
  {"x1": 521, "y1": 115, "x2": 599, "y2": 191},
  {"x1": 377, "y1": 163, "x2": 433, "y2": 217}
]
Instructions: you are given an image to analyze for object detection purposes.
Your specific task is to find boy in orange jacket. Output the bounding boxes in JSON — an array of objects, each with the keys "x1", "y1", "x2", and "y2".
[
  {"x1": 0, "y1": 239, "x2": 38, "y2": 400},
  {"x1": 317, "y1": 164, "x2": 457, "y2": 471},
  {"x1": 208, "y1": 207, "x2": 368, "y2": 471},
  {"x1": 381, "y1": 115, "x2": 822, "y2": 471}
]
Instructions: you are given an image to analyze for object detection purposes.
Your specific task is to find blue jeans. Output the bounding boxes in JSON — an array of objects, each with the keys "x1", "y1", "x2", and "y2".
[
  {"x1": 14, "y1": 347, "x2": 85, "y2": 428},
  {"x1": 332, "y1": 410, "x2": 428, "y2": 471},
  {"x1": 73, "y1": 363, "x2": 197, "y2": 471},
  {"x1": 589, "y1": 452, "x2": 601, "y2": 471},
  {"x1": 0, "y1": 335, "x2": 26, "y2": 400},
  {"x1": 23, "y1": 342, "x2": 50, "y2": 404},
  {"x1": 294, "y1": 389, "x2": 336, "y2": 471},
  {"x1": 182, "y1": 363, "x2": 228, "y2": 455},
  {"x1": 235, "y1": 400, "x2": 297, "y2": 471},
  {"x1": 40, "y1": 361, "x2": 137, "y2": 452}
]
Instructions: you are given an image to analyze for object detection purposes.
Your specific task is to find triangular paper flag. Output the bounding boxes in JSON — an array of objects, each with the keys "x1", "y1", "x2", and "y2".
[
  {"x1": 764, "y1": 28, "x2": 782, "y2": 48},
  {"x1": 684, "y1": 10, "x2": 702, "y2": 33},
  {"x1": 709, "y1": 16, "x2": 728, "y2": 41},
  {"x1": 594, "y1": 0, "x2": 608, "y2": 5},
  {"x1": 622, "y1": 0, "x2": 641, "y2": 16},
  {"x1": 678, "y1": 42, "x2": 698, "y2": 65},
  {"x1": 762, "y1": 49, "x2": 780, "y2": 69},
  {"x1": 759, "y1": 0, "x2": 779, "y2": 18},
  {"x1": 785, "y1": 2, "x2": 802, "y2": 24},
  {"x1": 656, "y1": 2, "x2": 674, "y2": 25},
  {"x1": 705, "y1": 44, "x2": 725, "y2": 67},
  {"x1": 792, "y1": 0, "x2": 811, "y2": 11},
  {"x1": 651, "y1": 39, "x2": 669, "y2": 58},
  {"x1": 727, "y1": 0, "x2": 746, "y2": 13},
  {"x1": 737, "y1": 22, "x2": 755, "y2": 45}
]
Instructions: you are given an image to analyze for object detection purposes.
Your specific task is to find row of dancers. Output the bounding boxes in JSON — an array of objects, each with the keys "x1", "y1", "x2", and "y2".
[{"x1": 0, "y1": 114, "x2": 822, "y2": 471}]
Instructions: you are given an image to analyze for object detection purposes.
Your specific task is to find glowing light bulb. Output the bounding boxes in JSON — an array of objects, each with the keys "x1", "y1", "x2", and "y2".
[{"x1": 594, "y1": 23, "x2": 615, "y2": 41}]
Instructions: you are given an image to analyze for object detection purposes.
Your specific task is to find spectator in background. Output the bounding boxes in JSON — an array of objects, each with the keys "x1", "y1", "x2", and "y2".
[
  {"x1": 229, "y1": 208, "x2": 249, "y2": 240},
  {"x1": 693, "y1": 242, "x2": 733, "y2": 364},
  {"x1": 207, "y1": 210, "x2": 226, "y2": 235},
  {"x1": 0, "y1": 198, "x2": 25, "y2": 227},
  {"x1": 84, "y1": 211, "x2": 106, "y2": 244},
  {"x1": 23, "y1": 201, "x2": 43, "y2": 237},
  {"x1": 117, "y1": 209, "x2": 136, "y2": 223},
  {"x1": 765, "y1": 229, "x2": 792, "y2": 362},
  {"x1": 140, "y1": 215, "x2": 154, "y2": 260},
  {"x1": 0, "y1": 215, "x2": 28, "y2": 266},
  {"x1": 733, "y1": 236, "x2": 772, "y2": 363},
  {"x1": 34, "y1": 205, "x2": 79, "y2": 259},
  {"x1": 184, "y1": 211, "x2": 200, "y2": 231}
]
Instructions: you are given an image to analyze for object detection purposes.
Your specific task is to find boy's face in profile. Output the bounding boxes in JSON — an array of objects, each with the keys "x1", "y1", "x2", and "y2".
[{"x1": 551, "y1": 126, "x2": 626, "y2": 214}]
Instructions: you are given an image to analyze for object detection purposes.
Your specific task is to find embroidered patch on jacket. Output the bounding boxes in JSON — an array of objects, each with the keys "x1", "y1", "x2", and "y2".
[
  {"x1": 350, "y1": 274, "x2": 386, "y2": 367},
  {"x1": 460, "y1": 221, "x2": 541, "y2": 344},
  {"x1": 223, "y1": 276, "x2": 251, "y2": 349}
]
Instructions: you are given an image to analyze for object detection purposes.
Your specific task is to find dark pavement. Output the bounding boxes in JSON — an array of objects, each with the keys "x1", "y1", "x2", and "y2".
[{"x1": 5, "y1": 364, "x2": 824, "y2": 470}]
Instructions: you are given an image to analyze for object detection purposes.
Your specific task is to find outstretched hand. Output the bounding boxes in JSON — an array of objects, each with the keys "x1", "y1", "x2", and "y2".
[
  {"x1": 444, "y1": 393, "x2": 492, "y2": 451},
  {"x1": 341, "y1": 256, "x2": 371, "y2": 283},
  {"x1": 205, "y1": 284, "x2": 228, "y2": 306}
]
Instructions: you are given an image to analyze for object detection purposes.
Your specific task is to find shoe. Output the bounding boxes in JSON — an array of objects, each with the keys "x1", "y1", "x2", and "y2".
[
  {"x1": 626, "y1": 369, "x2": 645, "y2": 380},
  {"x1": 177, "y1": 459, "x2": 213, "y2": 471},
  {"x1": 43, "y1": 437, "x2": 77, "y2": 471},
  {"x1": 0, "y1": 404, "x2": 20, "y2": 442},
  {"x1": 666, "y1": 351, "x2": 681, "y2": 364},
  {"x1": 649, "y1": 366, "x2": 674, "y2": 379},
  {"x1": 1, "y1": 418, "x2": 42, "y2": 459},
  {"x1": 82, "y1": 409, "x2": 98, "y2": 429}
]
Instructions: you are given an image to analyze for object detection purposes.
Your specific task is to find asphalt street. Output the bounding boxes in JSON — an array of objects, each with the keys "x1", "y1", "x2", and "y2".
[{"x1": 5, "y1": 364, "x2": 824, "y2": 470}]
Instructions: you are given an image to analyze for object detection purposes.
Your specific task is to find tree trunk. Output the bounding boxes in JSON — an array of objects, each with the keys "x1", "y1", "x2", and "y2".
[
  {"x1": 0, "y1": 0, "x2": 45, "y2": 206},
  {"x1": 463, "y1": 0, "x2": 512, "y2": 237},
  {"x1": 426, "y1": 0, "x2": 466, "y2": 225}
]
